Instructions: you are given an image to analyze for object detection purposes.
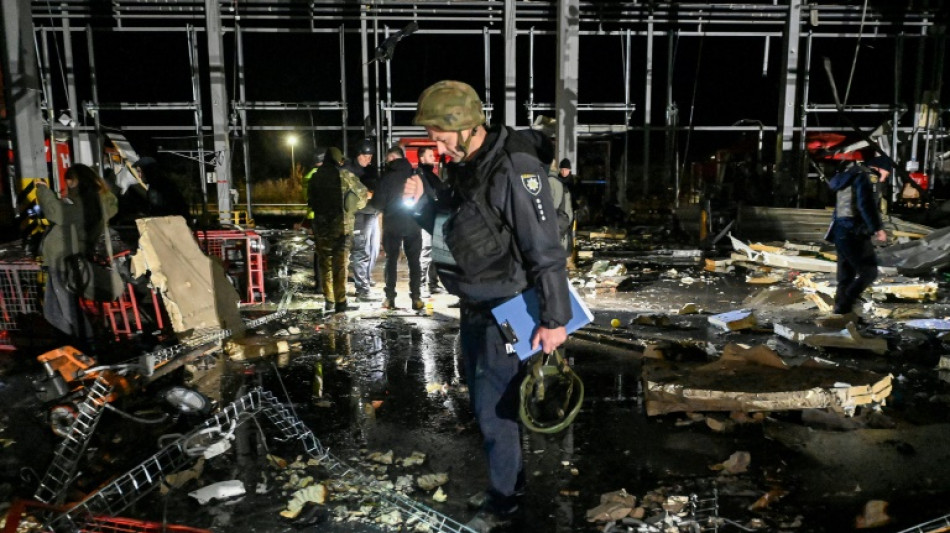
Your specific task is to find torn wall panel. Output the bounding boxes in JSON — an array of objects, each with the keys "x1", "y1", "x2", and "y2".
[{"x1": 131, "y1": 216, "x2": 243, "y2": 336}]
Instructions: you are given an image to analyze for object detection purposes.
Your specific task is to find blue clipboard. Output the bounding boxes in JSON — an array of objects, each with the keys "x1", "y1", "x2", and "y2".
[{"x1": 491, "y1": 282, "x2": 593, "y2": 360}]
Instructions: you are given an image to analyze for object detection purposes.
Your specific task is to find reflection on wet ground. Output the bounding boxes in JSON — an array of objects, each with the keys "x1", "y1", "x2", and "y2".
[{"x1": 1, "y1": 229, "x2": 950, "y2": 532}]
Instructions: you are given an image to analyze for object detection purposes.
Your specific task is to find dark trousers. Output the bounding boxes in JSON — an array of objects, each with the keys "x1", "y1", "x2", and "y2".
[
  {"x1": 313, "y1": 224, "x2": 351, "y2": 304},
  {"x1": 382, "y1": 230, "x2": 422, "y2": 300},
  {"x1": 459, "y1": 305, "x2": 524, "y2": 499},
  {"x1": 833, "y1": 225, "x2": 878, "y2": 314}
]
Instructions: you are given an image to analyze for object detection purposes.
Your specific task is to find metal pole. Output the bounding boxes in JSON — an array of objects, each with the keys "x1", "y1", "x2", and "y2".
[
  {"x1": 622, "y1": 29, "x2": 631, "y2": 209},
  {"x1": 236, "y1": 23, "x2": 253, "y2": 220},
  {"x1": 483, "y1": 27, "x2": 491, "y2": 125},
  {"x1": 384, "y1": 25, "x2": 393, "y2": 149},
  {"x1": 359, "y1": 6, "x2": 370, "y2": 158},
  {"x1": 503, "y1": 0, "x2": 516, "y2": 127},
  {"x1": 40, "y1": 29, "x2": 60, "y2": 194},
  {"x1": 555, "y1": 0, "x2": 579, "y2": 169},
  {"x1": 205, "y1": 0, "x2": 234, "y2": 224},
  {"x1": 528, "y1": 27, "x2": 535, "y2": 126},
  {"x1": 60, "y1": 6, "x2": 80, "y2": 152},
  {"x1": 187, "y1": 26, "x2": 209, "y2": 209},
  {"x1": 85, "y1": 25, "x2": 103, "y2": 172},
  {"x1": 643, "y1": 22, "x2": 653, "y2": 203},
  {"x1": 340, "y1": 25, "x2": 348, "y2": 151}
]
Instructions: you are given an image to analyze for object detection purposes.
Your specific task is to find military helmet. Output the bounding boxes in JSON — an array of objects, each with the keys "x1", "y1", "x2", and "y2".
[
  {"x1": 519, "y1": 349, "x2": 584, "y2": 434},
  {"x1": 357, "y1": 138, "x2": 376, "y2": 156},
  {"x1": 413, "y1": 80, "x2": 486, "y2": 131},
  {"x1": 325, "y1": 147, "x2": 345, "y2": 166}
]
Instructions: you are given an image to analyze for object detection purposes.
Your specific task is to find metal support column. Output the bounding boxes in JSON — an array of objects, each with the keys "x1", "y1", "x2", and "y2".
[
  {"x1": 527, "y1": 27, "x2": 535, "y2": 126},
  {"x1": 621, "y1": 30, "x2": 631, "y2": 209},
  {"x1": 503, "y1": 0, "x2": 517, "y2": 127},
  {"x1": 85, "y1": 26, "x2": 103, "y2": 171},
  {"x1": 340, "y1": 25, "x2": 349, "y2": 150},
  {"x1": 205, "y1": 0, "x2": 233, "y2": 224},
  {"x1": 1, "y1": 0, "x2": 47, "y2": 192},
  {"x1": 643, "y1": 22, "x2": 654, "y2": 201},
  {"x1": 236, "y1": 23, "x2": 253, "y2": 220},
  {"x1": 555, "y1": 0, "x2": 579, "y2": 167},
  {"x1": 187, "y1": 26, "x2": 209, "y2": 209},
  {"x1": 360, "y1": 8, "x2": 371, "y2": 157},
  {"x1": 60, "y1": 7, "x2": 80, "y2": 150},
  {"x1": 665, "y1": 31, "x2": 678, "y2": 201},
  {"x1": 483, "y1": 28, "x2": 492, "y2": 125},
  {"x1": 776, "y1": 0, "x2": 802, "y2": 203},
  {"x1": 39, "y1": 30, "x2": 60, "y2": 194}
]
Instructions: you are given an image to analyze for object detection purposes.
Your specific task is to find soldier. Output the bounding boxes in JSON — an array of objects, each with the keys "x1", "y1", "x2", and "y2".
[{"x1": 309, "y1": 147, "x2": 368, "y2": 313}]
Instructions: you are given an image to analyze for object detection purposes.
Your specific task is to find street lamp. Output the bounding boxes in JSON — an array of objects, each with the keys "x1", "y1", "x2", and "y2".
[{"x1": 287, "y1": 134, "x2": 298, "y2": 179}]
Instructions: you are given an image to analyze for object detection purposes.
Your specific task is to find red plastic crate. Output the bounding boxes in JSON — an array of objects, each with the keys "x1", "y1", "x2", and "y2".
[{"x1": 194, "y1": 229, "x2": 266, "y2": 305}]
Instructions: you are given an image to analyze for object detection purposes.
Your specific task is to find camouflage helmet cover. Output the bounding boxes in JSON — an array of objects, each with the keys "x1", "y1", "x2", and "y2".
[{"x1": 413, "y1": 80, "x2": 486, "y2": 131}]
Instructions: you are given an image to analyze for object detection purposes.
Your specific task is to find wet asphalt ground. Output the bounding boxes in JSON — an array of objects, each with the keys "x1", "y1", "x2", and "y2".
[{"x1": 2, "y1": 227, "x2": 950, "y2": 532}]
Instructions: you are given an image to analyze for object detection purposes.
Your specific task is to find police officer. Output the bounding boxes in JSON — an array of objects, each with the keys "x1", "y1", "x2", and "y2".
[
  {"x1": 346, "y1": 139, "x2": 381, "y2": 300},
  {"x1": 403, "y1": 81, "x2": 571, "y2": 532},
  {"x1": 825, "y1": 154, "x2": 889, "y2": 316}
]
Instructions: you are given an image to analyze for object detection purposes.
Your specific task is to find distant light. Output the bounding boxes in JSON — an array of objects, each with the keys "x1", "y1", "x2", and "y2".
[{"x1": 287, "y1": 134, "x2": 298, "y2": 147}]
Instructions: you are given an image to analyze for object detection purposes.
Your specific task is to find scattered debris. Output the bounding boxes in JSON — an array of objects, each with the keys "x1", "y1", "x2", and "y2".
[
  {"x1": 855, "y1": 500, "x2": 891, "y2": 529},
  {"x1": 282, "y1": 484, "x2": 329, "y2": 519},
  {"x1": 774, "y1": 322, "x2": 888, "y2": 355},
  {"x1": 709, "y1": 451, "x2": 750, "y2": 474},
  {"x1": 678, "y1": 303, "x2": 700, "y2": 315},
  {"x1": 189, "y1": 480, "x2": 246, "y2": 505},
  {"x1": 416, "y1": 473, "x2": 448, "y2": 491},
  {"x1": 642, "y1": 344, "x2": 893, "y2": 415},
  {"x1": 586, "y1": 489, "x2": 637, "y2": 522},
  {"x1": 367, "y1": 450, "x2": 394, "y2": 465},
  {"x1": 708, "y1": 309, "x2": 757, "y2": 332}
]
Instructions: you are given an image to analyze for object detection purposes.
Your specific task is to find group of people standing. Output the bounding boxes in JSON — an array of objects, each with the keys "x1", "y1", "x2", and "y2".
[{"x1": 304, "y1": 140, "x2": 448, "y2": 313}]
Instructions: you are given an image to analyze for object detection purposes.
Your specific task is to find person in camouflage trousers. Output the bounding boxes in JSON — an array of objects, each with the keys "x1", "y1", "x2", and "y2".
[{"x1": 309, "y1": 147, "x2": 368, "y2": 313}]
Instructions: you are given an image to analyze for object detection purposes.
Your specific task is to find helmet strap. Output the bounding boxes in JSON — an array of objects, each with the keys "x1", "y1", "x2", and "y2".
[{"x1": 457, "y1": 126, "x2": 480, "y2": 159}]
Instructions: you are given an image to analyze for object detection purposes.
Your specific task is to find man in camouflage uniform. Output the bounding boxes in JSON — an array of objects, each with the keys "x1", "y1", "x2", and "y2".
[{"x1": 309, "y1": 147, "x2": 368, "y2": 313}]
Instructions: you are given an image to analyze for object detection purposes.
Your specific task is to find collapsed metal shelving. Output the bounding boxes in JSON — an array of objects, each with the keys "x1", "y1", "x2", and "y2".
[{"x1": 45, "y1": 387, "x2": 475, "y2": 533}]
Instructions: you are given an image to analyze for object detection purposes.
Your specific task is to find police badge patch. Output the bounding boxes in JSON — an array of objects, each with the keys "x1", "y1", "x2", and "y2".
[{"x1": 521, "y1": 173, "x2": 542, "y2": 196}]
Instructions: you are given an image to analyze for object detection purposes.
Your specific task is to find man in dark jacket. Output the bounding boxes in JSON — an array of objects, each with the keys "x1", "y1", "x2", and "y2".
[
  {"x1": 346, "y1": 139, "x2": 381, "y2": 300},
  {"x1": 825, "y1": 155, "x2": 889, "y2": 315},
  {"x1": 416, "y1": 145, "x2": 446, "y2": 295},
  {"x1": 404, "y1": 80, "x2": 571, "y2": 532},
  {"x1": 372, "y1": 147, "x2": 424, "y2": 310}
]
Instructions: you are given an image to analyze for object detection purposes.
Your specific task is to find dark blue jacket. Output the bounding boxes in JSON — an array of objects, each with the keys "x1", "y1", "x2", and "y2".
[
  {"x1": 410, "y1": 125, "x2": 571, "y2": 327},
  {"x1": 825, "y1": 164, "x2": 883, "y2": 241}
]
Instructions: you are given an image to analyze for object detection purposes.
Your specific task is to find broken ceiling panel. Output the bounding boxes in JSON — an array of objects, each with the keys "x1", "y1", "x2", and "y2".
[
  {"x1": 131, "y1": 216, "x2": 244, "y2": 337},
  {"x1": 642, "y1": 344, "x2": 892, "y2": 416}
]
